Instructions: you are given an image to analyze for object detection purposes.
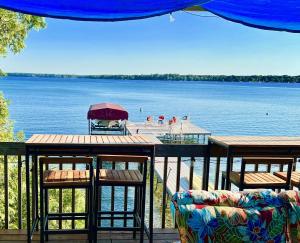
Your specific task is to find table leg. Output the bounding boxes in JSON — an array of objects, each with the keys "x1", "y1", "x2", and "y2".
[
  {"x1": 225, "y1": 149, "x2": 232, "y2": 190},
  {"x1": 202, "y1": 141, "x2": 211, "y2": 190},
  {"x1": 25, "y1": 152, "x2": 31, "y2": 243},
  {"x1": 149, "y1": 149, "x2": 155, "y2": 243}
]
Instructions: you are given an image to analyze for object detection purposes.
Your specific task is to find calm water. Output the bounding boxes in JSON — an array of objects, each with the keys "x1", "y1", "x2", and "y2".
[
  {"x1": 2, "y1": 76, "x2": 300, "y2": 138},
  {"x1": 2, "y1": 76, "x2": 300, "y2": 227}
]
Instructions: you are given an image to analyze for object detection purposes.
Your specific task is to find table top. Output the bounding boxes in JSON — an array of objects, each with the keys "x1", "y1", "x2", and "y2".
[
  {"x1": 209, "y1": 136, "x2": 300, "y2": 147},
  {"x1": 26, "y1": 134, "x2": 162, "y2": 146}
]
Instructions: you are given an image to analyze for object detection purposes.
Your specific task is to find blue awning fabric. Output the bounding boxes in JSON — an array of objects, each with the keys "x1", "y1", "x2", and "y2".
[
  {"x1": 0, "y1": 0, "x2": 205, "y2": 21},
  {"x1": 0, "y1": 0, "x2": 299, "y2": 33},
  {"x1": 201, "y1": 0, "x2": 300, "y2": 33}
]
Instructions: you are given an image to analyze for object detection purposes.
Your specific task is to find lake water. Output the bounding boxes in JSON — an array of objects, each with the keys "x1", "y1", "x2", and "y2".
[
  {"x1": 2, "y1": 76, "x2": 300, "y2": 227},
  {"x1": 2, "y1": 76, "x2": 300, "y2": 138}
]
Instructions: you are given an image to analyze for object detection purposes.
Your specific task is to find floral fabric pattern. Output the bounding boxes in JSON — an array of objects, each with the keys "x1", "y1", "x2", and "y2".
[
  {"x1": 279, "y1": 190, "x2": 300, "y2": 243},
  {"x1": 171, "y1": 190, "x2": 287, "y2": 243}
]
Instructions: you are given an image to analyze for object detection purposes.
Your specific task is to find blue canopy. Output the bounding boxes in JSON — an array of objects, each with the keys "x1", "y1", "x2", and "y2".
[
  {"x1": 0, "y1": 0, "x2": 205, "y2": 21},
  {"x1": 0, "y1": 0, "x2": 299, "y2": 32},
  {"x1": 201, "y1": 0, "x2": 300, "y2": 33}
]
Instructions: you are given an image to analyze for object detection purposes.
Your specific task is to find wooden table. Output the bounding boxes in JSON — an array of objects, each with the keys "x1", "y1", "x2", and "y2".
[
  {"x1": 206, "y1": 136, "x2": 300, "y2": 190},
  {"x1": 25, "y1": 134, "x2": 159, "y2": 243}
]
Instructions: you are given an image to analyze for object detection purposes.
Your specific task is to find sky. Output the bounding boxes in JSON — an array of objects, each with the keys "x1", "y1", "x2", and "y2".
[{"x1": 1, "y1": 11, "x2": 300, "y2": 75}]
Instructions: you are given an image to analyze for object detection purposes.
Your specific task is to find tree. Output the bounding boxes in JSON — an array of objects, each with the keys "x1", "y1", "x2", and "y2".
[{"x1": 0, "y1": 9, "x2": 46, "y2": 75}]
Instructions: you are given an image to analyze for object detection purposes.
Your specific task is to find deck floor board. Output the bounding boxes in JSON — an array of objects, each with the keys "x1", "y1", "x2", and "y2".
[{"x1": 0, "y1": 229, "x2": 180, "y2": 242}]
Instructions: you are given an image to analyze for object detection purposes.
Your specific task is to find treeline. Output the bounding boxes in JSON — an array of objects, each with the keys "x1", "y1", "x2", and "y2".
[{"x1": 7, "y1": 73, "x2": 300, "y2": 83}]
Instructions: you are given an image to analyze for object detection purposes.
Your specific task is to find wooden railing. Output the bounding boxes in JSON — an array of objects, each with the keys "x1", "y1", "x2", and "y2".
[{"x1": 0, "y1": 142, "x2": 217, "y2": 230}]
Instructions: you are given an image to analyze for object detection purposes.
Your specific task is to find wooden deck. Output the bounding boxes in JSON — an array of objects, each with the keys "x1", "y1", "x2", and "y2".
[
  {"x1": 0, "y1": 229, "x2": 180, "y2": 242},
  {"x1": 210, "y1": 136, "x2": 300, "y2": 147},
  {"x1": 26, "y1": 134, "x2": 162, "y2": 145}
]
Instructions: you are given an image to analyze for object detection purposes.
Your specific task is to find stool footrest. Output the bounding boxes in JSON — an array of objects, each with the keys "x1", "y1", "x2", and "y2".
[
  {"x1": 44, "y1": 229, "x2": 89, "y2": 235},
  {"x1": 96, "y1": 226, "x2": 142, "y2": 231},
  {"x1": 97, "y1": 210, "x2": 135, "y2": 214}
]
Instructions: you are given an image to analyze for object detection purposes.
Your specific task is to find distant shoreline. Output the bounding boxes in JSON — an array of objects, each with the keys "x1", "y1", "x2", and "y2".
[{"x1": 5, "y1": 72, "x2": 300, "y2": 83}]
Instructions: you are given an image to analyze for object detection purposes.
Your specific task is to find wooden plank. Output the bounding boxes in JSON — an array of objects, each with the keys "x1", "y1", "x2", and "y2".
[
  {"x1": 47, "y1": 134, "x2": 57, "y2": 144},
  {"x1": 101, "y1": 136, "x2": 110, "y2": 144},
  {"x1": 96, "y1": 136, "x2": 103, "y2": 144},
  {"x1": 90, "y1": 135, "x2": 97, "y2": 144},
  {"x1": 113, "y1": 136, "x2": 122, "y2": 144},
  {"x1": 38, "y1": 134, "x2": 51, "y2": 144},
  {"x1": 107, "y1": 136, "x2": 115, "y2": 144},
  {"x1": 123, "y1": 136, "x2": 133, "y2": 144},
  {"x1": 78, "y1": 135, "x2": 85, "y2": 144},
  {"x1": 60, "y1": 135, "x2": 68, "y2": 144},
  {"x1": 52, "y1": 135, "x2": 63, "y2": 144},
  {"x1": 0, "y1": 229, "x2": 180, "y2": 241},
  {"x1": 84, "y1": 135, "x2": 91, "y2": 144},
  {"x1": 70, "y1": 135, "x2": 78, "y2": 144},
  {"x1": 65, "y1": 135, "x2": 73, "y2": 144},
  {"x1": 210, "y1": 136, "x2": 300, "y2": 147},
  {"x1": 118, "y1": 136, "x2": 129, "y2": 144}
]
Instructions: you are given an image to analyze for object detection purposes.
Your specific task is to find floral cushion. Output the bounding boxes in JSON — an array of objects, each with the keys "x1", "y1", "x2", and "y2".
[
  {"x1": 279, "y1": 190, "x2": 300, "y2": 243},
  {"x1": 171, "y1": 190, "x2": 287, "y2": 243}
]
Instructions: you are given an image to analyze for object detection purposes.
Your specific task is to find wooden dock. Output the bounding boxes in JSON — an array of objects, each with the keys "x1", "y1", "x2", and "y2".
[
  {"x1": 155, "y1": 157, "x2": 206, "y2": 196},
  {"x1": 125, "y1": 120, "x2": 210, "y2": 144}
]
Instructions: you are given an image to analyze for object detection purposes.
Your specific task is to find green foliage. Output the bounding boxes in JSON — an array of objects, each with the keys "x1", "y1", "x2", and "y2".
[
  {"x1": 0, "y1": 9, "x2": 46, "y2": 76},
  {"x1": 0, "y1": 92, "x2": 23, "y2": 142},
  {"x1": 0, "y1": 9, "x2": 45, "y2": 56}
]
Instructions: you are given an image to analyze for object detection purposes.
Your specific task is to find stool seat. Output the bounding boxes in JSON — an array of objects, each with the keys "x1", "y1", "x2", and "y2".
[
  {"x1": 274, "y1": 171, "x2": 300, "y2": 187},
  {"x1": 99, "y1": 169, "x2": 143, "y2": 186},
  {"x1": 223, "y1": 171, "x2": 287, "y2": 188},
  {"x1": 43, "y1": 170, "x2": 90, "y2": 187}
]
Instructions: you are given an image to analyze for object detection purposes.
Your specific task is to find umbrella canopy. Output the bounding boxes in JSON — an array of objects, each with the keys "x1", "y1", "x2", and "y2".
[{"x1": 87, "y1": 103, "x2": 128, "y2": 120}]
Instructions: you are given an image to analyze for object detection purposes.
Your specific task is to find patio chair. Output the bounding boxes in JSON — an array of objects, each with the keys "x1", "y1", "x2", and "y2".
[
  {"x1": 274, "y1": 171, "x2": 300, "y2": 189},
  {"x1": 94, "y1": 155, "x2": 148, "y2": 243},
  {"x1": 39, "y1": 157, "x2": 94, "y2": 243},
  {"x1": 171, "y1": 190, "x2": 288, "y2": 243},
  {"x1": 221, "y1": 157, "x2": 294, "y2": 191}
]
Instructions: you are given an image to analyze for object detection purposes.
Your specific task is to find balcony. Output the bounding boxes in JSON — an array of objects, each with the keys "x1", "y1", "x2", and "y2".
[
  {"x1": 1, "y1": 135, "x2": 299, "y2": 242},
  {"x1": 0, "y1": 138, "x2": 207, "y2": 242}
]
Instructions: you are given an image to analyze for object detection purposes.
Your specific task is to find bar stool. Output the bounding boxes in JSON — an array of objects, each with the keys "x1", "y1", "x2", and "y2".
[
  {"x1": 94, "y1": 155, "x2": 148, "y2": 243},
  {"x1": 39, "y1": 157, "x2": 93, "y2": 243},
  {"x1": 274, "y1": 171, "x2": 300, "y2": 189},
  {"x1": 221, "y1": 157, "x2": 293, "y2": 191}
]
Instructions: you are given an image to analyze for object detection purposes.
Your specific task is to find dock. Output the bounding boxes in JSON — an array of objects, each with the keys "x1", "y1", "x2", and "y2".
[
  {"x1": 155, "y1": 157, "x2": 207, "y2": 196},
  {"x1": 125, "y1": 120, "x2": 211, "y2": 144}
]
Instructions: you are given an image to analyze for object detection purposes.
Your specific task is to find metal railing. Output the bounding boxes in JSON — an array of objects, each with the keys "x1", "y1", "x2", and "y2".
[{"x1": 0, "y1": 142, "x2": 214, "y2": 230}]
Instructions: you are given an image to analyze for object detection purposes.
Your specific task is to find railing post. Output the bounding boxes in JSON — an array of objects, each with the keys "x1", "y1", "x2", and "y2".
[
  {"x1": 176, "y1": 157, "x2": 181, "y2": 192},
  {"x1": 4, "y1": 155, "x2": 8, "y2": 229},
  {"x1": 161, "y1": 157, "x2": 168, "y2": 228},
  {"x1": 189, "y1": 157, "x2": 195, "y2": 190},
  {"x1": 72, "y1": 162, "x2": 76, "y2": 229},
  {"x1": 59, "y1": 162, "x2": 63, "y2": 229},
  {"x1": 214, "y1": 157, "x2": 220, "y2": 190},
  {"x1": 124, "y1": 162, "x2": 129, "y2": 227},
  {"x1": 18, "y1": 155, "x2": 22, "y2": 229},
  {"x1": 202, "y1": 141, "x2": 211, "y2": 190}
]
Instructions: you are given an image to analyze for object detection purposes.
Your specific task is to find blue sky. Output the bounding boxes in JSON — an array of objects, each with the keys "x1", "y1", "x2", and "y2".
[{"x1": 1, "y1": 11, "x2": 300, "y2": 75}]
